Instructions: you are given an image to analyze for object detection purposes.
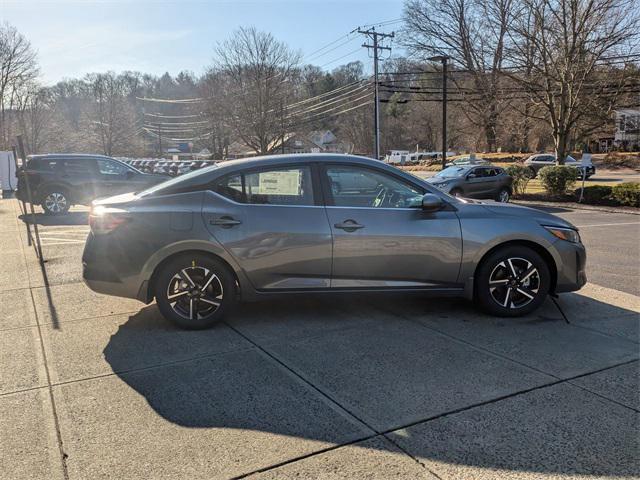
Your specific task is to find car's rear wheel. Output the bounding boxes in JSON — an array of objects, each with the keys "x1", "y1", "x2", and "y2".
[
  {"x1": 528, "y1": 167, "x2": 537, "y2": 178},
  {"x1": 154, "y1": 254, "x2": 235, "y2": 329},
  {"x1": 41, "y1": 190, "x2": 70, "y2": 215},
  {"x1": 475, "y1": 245, "x2": 550, "y2": 317},
  {"x1": 496, "y1": 188, "x2": 510, "y2": 203}
]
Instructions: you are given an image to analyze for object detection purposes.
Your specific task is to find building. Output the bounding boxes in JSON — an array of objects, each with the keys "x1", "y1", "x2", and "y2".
[
  {"x1": 226, "y1": 130, "x2": 353, "y2": 159},
  {"x1": 597, "y1": 109, "x2": 640, "y2": 152}
]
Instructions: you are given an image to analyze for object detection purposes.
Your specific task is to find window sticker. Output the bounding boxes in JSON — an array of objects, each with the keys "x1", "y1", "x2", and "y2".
[{"x1": 257, "y1": 170, "x2": 301, "y2": 196}]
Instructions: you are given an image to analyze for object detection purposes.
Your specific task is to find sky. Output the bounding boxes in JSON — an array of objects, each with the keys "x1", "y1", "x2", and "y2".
[{"x1": 0, "y1": 0, "x2": 406, "y2": 85}]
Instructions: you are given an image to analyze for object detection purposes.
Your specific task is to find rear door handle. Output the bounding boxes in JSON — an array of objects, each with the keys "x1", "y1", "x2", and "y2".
[
  {"x1": 334, "y1": 220, "x2": 364, "y2": 231},
  {"x1": 210, "y1": 216, "x2": 242, "y2": 228}
]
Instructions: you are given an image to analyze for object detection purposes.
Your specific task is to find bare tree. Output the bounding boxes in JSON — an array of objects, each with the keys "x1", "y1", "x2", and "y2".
[
  {"x1": 509, "y1": 0, "x2": 640, "y2": 162},
  {"x1": 85, "y1": 72, "x2": 139, "y2": 156},
  {"x1": 0, "y1": 22, "x2": 39, "y2": 149},
  {"x1": 212, "y1": 27, "x2": 301, "y2": 155},
  {"x1": 15, "y1": 82, "x2": 52, "y2": 154},
  {"x1": 402, "y1": 0, "x2": 514, "y2": 151}
]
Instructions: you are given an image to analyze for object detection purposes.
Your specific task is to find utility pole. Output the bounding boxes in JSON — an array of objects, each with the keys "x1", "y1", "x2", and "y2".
[
  {"x1": 428, "y1": 55, "x2": 449, "y2": 169},
  {"x1": 157, "y1": 124, "x2": 162, "y2": 158},
  {"x1": 359, "y1": 27, "x2": 394, "y2": 160}
]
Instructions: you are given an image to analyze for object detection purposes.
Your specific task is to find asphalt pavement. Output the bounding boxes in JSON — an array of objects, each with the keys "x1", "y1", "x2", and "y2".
[{"x1": 1, "y1": 197, "x2": 638, "y2": 480}]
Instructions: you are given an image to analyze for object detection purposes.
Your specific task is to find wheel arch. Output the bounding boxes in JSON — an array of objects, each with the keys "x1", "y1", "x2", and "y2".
[
  {"x1": 36, "y1": 182, "x2": 74, "y2": 204},
  {"x1": 144, "y1": 249, "x2": 241, "y2": 303},
  {"x1": 473, "y1": 240, "x2": 558, "y2": 296}
]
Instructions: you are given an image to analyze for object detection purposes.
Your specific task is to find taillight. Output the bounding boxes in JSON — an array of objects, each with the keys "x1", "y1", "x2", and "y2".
[{"x1": 89, "y1": 206, "x2": 130, "y2": 234}]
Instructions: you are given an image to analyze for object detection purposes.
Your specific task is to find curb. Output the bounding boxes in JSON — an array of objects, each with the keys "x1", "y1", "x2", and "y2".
[{"x1": 513, "y1": 200, "x2": 640, "y2": 215}]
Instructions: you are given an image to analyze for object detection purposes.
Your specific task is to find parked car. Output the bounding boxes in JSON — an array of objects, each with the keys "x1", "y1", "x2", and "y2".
[
  {"x1": 426, "y1": 165, "x2": 513, "y2": 202},
  {"x1": 83, "y1": 154, "x2": 586, "y2": 329},
  {"x1": 446, "y1": 156, "x2": 489, "y2": 167},
  {"x1": 524, "y1": 154, "x2": 596, "y2": 178},
  {"x1": 16, "y1": 154, "x2": 169, "y2": 215}
]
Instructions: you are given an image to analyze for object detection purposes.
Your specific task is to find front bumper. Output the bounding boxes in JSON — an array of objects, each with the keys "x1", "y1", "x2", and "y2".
[{"x1": 553, "y1": 240, "x2": 587, "y2": 293}]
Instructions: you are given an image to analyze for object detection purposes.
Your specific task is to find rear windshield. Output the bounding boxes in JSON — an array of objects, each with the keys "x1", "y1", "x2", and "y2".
[{"x1": 137, "y1": 164, "x2": 219, "y2": 197}]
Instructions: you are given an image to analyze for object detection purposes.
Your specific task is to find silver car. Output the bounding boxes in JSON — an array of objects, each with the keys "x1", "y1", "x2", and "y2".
[
  {"x1": 83, "y1": 154, "x2": 586, "y2": 329},
  {"x1": 427, "y1": 165, "x2": 513, "y2": 202}
]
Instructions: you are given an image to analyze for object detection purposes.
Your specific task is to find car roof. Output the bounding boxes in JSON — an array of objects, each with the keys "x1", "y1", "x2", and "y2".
[{"x1": 140, "y1": 154, "x2": 430, "y2": 197}]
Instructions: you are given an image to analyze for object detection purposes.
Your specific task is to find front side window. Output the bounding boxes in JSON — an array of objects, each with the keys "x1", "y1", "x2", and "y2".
[
  {"x1": 327, "y1": 166, "x2": 423, "y2": 208},
  {"x1": 97, "y1": 159, "x2": 129, "y2": 176},
  {"x1": 214, "y1": 166, "x2": 314, "y2": 206}
]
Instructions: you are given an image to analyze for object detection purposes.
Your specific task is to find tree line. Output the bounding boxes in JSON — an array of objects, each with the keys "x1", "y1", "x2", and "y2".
[{"x1": 1, "y1": 0, "x2": 639, "y2": 162}]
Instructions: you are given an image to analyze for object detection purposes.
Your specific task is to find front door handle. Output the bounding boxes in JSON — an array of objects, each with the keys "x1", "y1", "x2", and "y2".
[
  {"x1": 334, "y1": 220, "x2": 364, "y2": 232},
  {"x1": 210, "y1": 216, "x2": 242, "y2": 228}
]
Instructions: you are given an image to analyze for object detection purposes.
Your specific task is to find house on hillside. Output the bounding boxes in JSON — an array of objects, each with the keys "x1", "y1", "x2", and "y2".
[
  {"x1": 225, "y1": 130, "x2": 353, "y2": 158},
  {"x1": 597, "y1": 109, "x2": 640, "y2": 151}
]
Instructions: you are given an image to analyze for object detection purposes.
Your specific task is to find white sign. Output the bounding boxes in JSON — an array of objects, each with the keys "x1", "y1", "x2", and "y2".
[{"x1": 257, "y1": 170, "x2": 301, "y2": 196}]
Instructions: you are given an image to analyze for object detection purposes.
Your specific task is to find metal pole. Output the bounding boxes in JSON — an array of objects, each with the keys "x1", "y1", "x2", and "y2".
[
  {"x1": 17, "y1": 135, "x2": 44, "y2": 262},
  {"x1": 12, "y1": 145, "x2": 32, "y2": 246},
  {"x1": 441, "y1": 57, "x2": 448, "y2": 170},
  {"x1": 373, "y1": 32, "x2": 380, "y2": 160}
]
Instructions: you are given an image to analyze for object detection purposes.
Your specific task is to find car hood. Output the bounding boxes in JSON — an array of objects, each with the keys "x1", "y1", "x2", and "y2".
[
  {"x1": 480, "y1": 202, "x2": 577, "y2": 229},
  {"x1": 426, "y1": 176, "x2": 458, "y2": 183}
]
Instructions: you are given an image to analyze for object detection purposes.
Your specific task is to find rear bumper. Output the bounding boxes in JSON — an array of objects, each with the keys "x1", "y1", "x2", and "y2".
[{"x1": 82, "y1": 232, "x2": 147, "y2": 302}]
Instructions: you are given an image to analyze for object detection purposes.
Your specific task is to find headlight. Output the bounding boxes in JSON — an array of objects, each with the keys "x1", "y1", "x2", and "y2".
[
  {"x1": 544, "y1": 226, "x2": 581, "y2": 243},
  {"x1": 432, "y1": 182, "x2": 449, "y2": 189}
]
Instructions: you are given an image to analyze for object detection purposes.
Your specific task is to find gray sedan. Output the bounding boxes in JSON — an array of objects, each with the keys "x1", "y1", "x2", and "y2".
[
  {"x1": 83, "y1": 154, "x2": 586, "y2": 329},
  {"x1": 427, "y1": 165, "x2": 513, "y2": 202}
]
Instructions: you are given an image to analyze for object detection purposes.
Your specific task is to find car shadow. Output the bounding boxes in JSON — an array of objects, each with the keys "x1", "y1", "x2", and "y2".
[
  {"x1": 102, "y1": 292, "x2": 639, "y2": 477},
  {"x1": 19, "y1": 211, "x2": 88, "y2": 226}
]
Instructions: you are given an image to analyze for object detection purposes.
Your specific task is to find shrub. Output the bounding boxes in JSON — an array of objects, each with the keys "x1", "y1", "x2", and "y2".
[
  {"x1": 575, "y1": 185, "x2": 613, "y2": 204},
  {"x1": 611, "y1": 182, "x2": 640, "y2": 207},
  {"x1": 538, "y1": 165, "x2": 578, "y2": 197},
  {"x1": 505, "y1": 164, "x2": 534, "y2": 196}
]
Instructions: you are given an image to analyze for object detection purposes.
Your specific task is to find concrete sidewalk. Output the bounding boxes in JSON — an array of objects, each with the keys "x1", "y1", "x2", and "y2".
[{"x1": 1, "y1": 198, "x2": 638, "y2": 479}]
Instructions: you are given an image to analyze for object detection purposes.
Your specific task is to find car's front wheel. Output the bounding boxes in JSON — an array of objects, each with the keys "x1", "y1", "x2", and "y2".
[
  {"x1": 450, "y1": 188, "x2": 463, "y2": 197},
  {"x1": 475, "y1": 245, "x2": 550, "y2": 317},
  {"x1": 154, "y1": 254, "x2": 235, "y2": 329},
  {"x1": 41, "y1": 190, "x2": 70, "y2": 215}
]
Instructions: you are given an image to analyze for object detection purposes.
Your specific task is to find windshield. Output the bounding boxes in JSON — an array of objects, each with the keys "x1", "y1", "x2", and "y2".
[
  {"x1": 137, "y1": 164, "x2": 219, "y2": 197},
  {"x1": 434, "y1": 166, "x2": 466, "y2": 178}
]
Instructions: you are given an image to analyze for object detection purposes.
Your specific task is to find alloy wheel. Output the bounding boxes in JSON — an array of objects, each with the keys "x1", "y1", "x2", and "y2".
[
  {"x1": 488, "y1": 257, "x2": 540, "y2": 309},
  {"x1": 44, "y1": 192, "x2": 67, "y2": 213},
  {"x1": 166, "y1": 266, "x2": 223, "y2": 321},
  {"x1": 498, "y1": 189, "x2": 510, "y2": 202}
]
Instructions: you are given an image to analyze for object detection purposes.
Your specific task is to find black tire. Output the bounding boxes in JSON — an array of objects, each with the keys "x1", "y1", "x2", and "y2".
[
  {"x1": 154, "y1": 253, "x2": 236, "y2": 329},
  {"x1": 450, "y1": 188, "x2": 464, "y2": 197},
  {"x1": 528, "y1": 167, "x2": 537, "y2": 179},
  {"x1": 495, "y1": 188, "x2": 510, "y2": 203},
  {"x1": 475, "y1": 245, "x2": 550, "y2": 317},
  {"x1": 41, "y1": 189, "x2": 71, "y2": 215}
]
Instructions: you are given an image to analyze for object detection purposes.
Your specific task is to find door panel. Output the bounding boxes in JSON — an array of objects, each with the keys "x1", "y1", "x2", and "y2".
[
  {"x1": 326, "y1": 207, "x2": 462, "y2": 287},
  {"x1": 323, "y1": 164, "x2": 462, "y2": 288},
  {"x1": 59, "y1": 158, "x2": 99, "y2": 203},
  {"x1": 202, "y1": 166, "x2": 332, "y2": 290}
]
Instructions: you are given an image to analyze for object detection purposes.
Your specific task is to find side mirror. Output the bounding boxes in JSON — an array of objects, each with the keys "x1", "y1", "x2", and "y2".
[{"x1": 421, "y1": 193, "x2": 444, "y2": 212}]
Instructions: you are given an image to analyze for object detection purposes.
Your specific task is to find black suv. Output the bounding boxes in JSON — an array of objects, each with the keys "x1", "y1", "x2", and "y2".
[{"x1": 16, "y1": 154, "x2": 169, "y2": 215}]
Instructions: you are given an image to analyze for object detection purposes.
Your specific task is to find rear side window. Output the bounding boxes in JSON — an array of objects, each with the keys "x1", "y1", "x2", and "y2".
[
  {"x1": 214, "y1": 166, "x2": 314, "y2": 206},
  {"x1": 61, "y1": 159, "x2": 96, "y2": 175},
  {"x1": 28, "y1": 158, "x2": 58, "y2": 171}
]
